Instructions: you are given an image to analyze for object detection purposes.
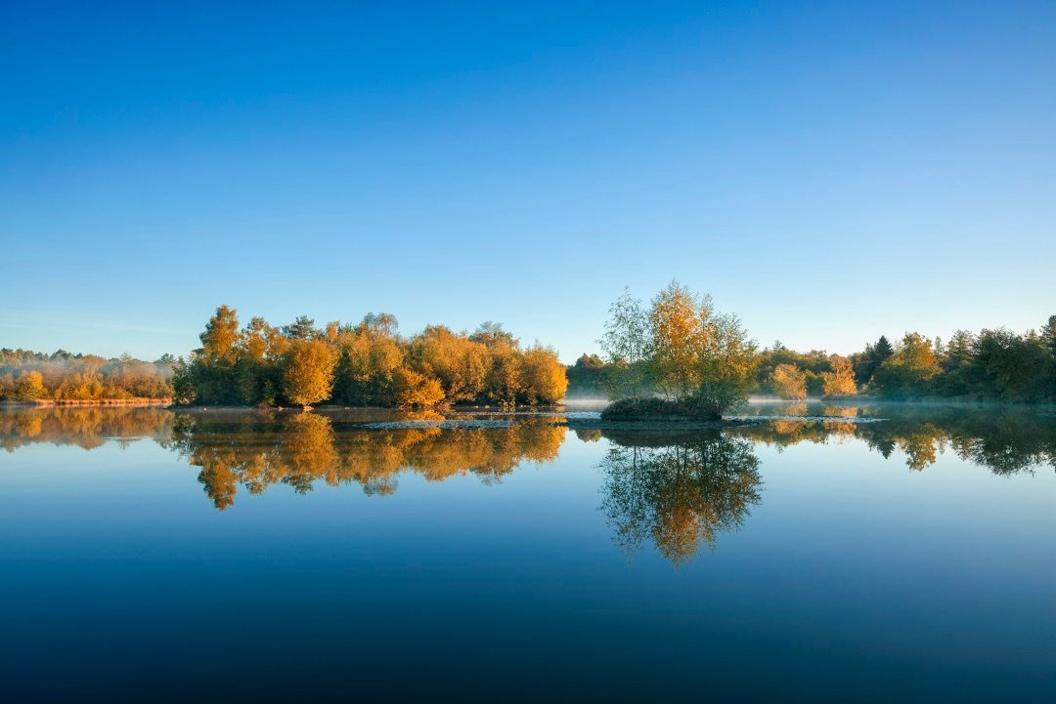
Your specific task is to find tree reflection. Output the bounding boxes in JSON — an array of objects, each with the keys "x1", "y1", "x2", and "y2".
[
  {"x1": 599, "y1": 433, "x2": 762, "y2": 564},
  {"x1": 737, "y1": 404, "x2": 1056, "y2": 474},
  {"x1": 2, "y1": 404, "x2": 1053, "y2": 513},
  {"x1": 165, "y1": 412, "x2": 566, "y2": 510},
  {"x1": 0, "y1": 406, "x2": 174, "y2": 451}
]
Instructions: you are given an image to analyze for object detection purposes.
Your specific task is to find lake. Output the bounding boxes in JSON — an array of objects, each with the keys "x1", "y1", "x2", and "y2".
[{"x1": 1, "y1": 401, "x2": 1054, "y2": 701}]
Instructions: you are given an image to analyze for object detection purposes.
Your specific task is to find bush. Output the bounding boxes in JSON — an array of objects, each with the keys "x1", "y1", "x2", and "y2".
[{"x1": 601, "y1": 397, "x2": 722, "y2": 422}]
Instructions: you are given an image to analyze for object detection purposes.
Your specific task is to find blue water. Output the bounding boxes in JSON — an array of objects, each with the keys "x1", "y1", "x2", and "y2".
[{"x1": 1, "y1": 404, "x2": 1053, "y2": 701}]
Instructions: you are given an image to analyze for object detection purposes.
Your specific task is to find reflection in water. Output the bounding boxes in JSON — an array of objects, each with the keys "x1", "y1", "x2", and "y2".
[
  {"x1": 0, "y1": 406, "x2": 174, "y2": 451},
  {"x1": 2, "y1": 403, "x2": 1054, "y2": 513},
  {"x1": 599, "y1": 433, "x2": 762, "y2": 564},
  {"x1": 164, "y1": 412, "x2": 567, "y2": 510},
  {"x1": 737, "y1": 403, "x2": 1056, "y2": 474}
]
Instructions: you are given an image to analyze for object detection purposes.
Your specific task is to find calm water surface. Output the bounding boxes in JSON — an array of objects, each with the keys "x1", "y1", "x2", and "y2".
[{"x1": 1, "y1": 402, "x2": 1054, "y2": 701}]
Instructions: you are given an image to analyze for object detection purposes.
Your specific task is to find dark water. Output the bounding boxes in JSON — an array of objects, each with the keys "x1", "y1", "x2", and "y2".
[{"x1": 1, "y1": 402, "x2": 1054, "y2": 702}]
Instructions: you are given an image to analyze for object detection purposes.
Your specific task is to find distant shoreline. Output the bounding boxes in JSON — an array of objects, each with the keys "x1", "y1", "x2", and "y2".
[{"x1": 0, "y1": 398, "x2": 172, "y2": 408}]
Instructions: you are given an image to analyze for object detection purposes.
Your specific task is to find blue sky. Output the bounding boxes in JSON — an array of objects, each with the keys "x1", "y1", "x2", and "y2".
[{"x1": 2, "y1": 1, "x2": 1053, "y2": 361}]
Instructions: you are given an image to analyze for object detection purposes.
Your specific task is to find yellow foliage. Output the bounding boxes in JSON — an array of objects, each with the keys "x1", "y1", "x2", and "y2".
[{"x1": 282, "y1": 339, "x2": 338, "y2": 408}]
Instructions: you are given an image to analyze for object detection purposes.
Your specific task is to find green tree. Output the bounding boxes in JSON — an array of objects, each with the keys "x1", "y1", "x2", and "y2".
[
  {"x1": 283, "y1": 315, "x2": 318, "y2": 340},
  {"x1": 852, "y1": 335, "x2": 893, "y2": 386},
  {"x1": 691, "y1": 313, "x2": 758, "y2": 418},
  {"x1": 599, "y1": 288, "x2": 652, "y2": 399}
]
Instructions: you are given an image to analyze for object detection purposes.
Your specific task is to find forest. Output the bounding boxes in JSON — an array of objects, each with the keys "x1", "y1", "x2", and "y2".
[
  {"x1": 569, "y1": 284, "x2": 1056, "y2": 407},
  {"x1": 170, "y1": 307, "x2": 568, "y2": 408},
  {"x1": 0, "y1": 349, "x2": 174, "y2": 402},
  {"x1": 4, "y1": 293, "x2": 1054, "y2": 409}
]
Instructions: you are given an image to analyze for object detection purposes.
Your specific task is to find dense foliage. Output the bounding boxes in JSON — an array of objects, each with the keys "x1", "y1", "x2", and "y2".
[
  {"x1": 849, "y1": 321, "x2": 1056, "y2": 402},
  {"x1": 575, "y1": 292, "x2": 1056, "y2": 405},
  {"x1": 0, "y1": 349, "x2": 173, "y2": 402},
  {"x1": 597, "y1": 282, "x2": 758, "y2": 419},
  {"x1": 173, "y1": 306, "x2": 568, "y2": 408}
]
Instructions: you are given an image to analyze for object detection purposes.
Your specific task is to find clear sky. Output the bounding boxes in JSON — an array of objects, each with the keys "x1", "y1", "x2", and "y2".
[{"x1": 2, "y1": 1, "x2": 1054, "y2": 362}]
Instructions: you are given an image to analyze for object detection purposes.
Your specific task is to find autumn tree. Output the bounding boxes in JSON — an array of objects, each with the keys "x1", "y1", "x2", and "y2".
[
  {"x1": 282, "y1": 339, "x2": 338, "y2": 409},
  {"x1": 519, "y1": 346, "x2": 569, "y2": 404},
  {"x1": 871, "y1": 333, "x2": 941, "y2": 398},
  {"x1": 470, "y1": 322, "x2": 523, "y2": 405},
  {"x1": 334, "y1": 314, "x2": 405, "y2": 406},
  {"x1": 599, "y1": 283, "x2": 757, "y2": 418},
  {"x1": 200, "y1": 305, "x2": 240, "y2": 365},
  {"x1": 15, "y1": 371, "x2": 45, "y2": 401},
  {"x1": 649, "y1": 281, "x2": 711, "y2": 398},
  {"x1": 407, "y1": 326, "x2": 489, "y2": 403},
  {"x1": 392, "y1": 367, "x2": 445, "y2": 407},
  {"x1": 770, "y1": 363, "x2": 807, "y2": 399},
  {"x1": 821, "y1": 355, "x2": 857, "y2": 398}
]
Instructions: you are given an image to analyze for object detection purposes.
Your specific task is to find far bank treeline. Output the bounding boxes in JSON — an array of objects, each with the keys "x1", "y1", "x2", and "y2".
[
  {"x1": 3, "y1": 287, "x2": 1054, "y2": 410},
  {"x1": 569, "y1": 284, "x2": 1056, "y2": 407},
  {"x1": 172, "y1": 307, "x2": 568, "y2": 408}
]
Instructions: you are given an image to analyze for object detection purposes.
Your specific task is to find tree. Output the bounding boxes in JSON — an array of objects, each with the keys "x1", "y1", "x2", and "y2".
[
  {"x1": 392, "y1": 367, "x2": 445, "y2": 407},
  {"x1": 649, "y1": 281, "x2": 711, "y2": 398},
  {"x1": 821, "y1": 355, "x2": 857, "y2": 398},
  {"x1": 968, "y1": 328, "x2": 1050, "y2": 402},
  {"x1": 282, "y1": 339, "x2": 338, "y2": 408},
  {"x1": 599, "y1": 288, "x2": 652, "y2": 399},
  {"x1": 283, "y1": 315, "x2": 318, "y2": 340},
  {"x1": 872, "y1": 333, "x2": 941, "y2": 398},
  {"x1": 599, "y1": 283, "x2": 757, "y2": 418},
  {"x1": 519, "y1": 346, "x2": 569, "y2": 404},
  {"x1": 852, "y1": 335, "x2": 893, "y2": 387},
  {"x1": 407, "y1": 326, "x2": 490, "y2": 403},
  {"x1": 600, "y1": 435, "x2": 762, "y2": 564},
  {"x1": 691, "y1": 313, "x2": 758, "y2": 418},
  {"x1": 334, "y1": 315, "x2": 405, "y2": 406},
  {"x1": 770, "y1": 364, "x2": 807, "y2": 399},
  {"x1": 200, "y1": 305, "x2": 240, "y2": 365},
  {"x1": 15, "y1": 371, "x2": 45, "y2": 401},
  {"x1": 1041, "y1": 315, "x2": 1056, "y2": 357},
  {"x1": 469, "y1": 321, "x2": 517, "y2": 349}
]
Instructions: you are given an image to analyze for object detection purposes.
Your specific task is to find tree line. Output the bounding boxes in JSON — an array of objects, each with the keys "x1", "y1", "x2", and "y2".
[
  {"x1": 0, "y1": 349, "x2": 174, "y2": 402},
  {"x1": 171, "y1": 306, "x2": 568, "y2": 408},
  {"x1": 570, "y1": 283, "x2": 1056, "y2": 407}
]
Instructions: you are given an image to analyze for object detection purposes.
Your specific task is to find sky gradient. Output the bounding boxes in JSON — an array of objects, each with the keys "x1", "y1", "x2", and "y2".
[{"x1": 2, "y1": 1, "x2": 1054, "y2": 361}]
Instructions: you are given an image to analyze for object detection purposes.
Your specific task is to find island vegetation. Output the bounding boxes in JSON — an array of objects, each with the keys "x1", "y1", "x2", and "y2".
[
  {"x1": 170, "y1": 307, "x2": 568, "y2": 409},
  {"x1": 593, "y1": 282, "x2": 758, "y2": 422}
]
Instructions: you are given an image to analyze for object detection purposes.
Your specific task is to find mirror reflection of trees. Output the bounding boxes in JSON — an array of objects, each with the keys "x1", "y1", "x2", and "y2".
[
  {"x1": 164, "y1": 412, "x2": 566, "y2": 510},
  {"x1": 2, "y1": 404, "x2": 1053, "y2": 513},
  {"x1": 0, "y1": 406, "x2": 174, "y2": 451},
  {"x1": 736, "y1": 404, "x2": 1056, "y2": 474},
  {"x1": 599, "y1": 433, "x2": 762, "y2": 565}
]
